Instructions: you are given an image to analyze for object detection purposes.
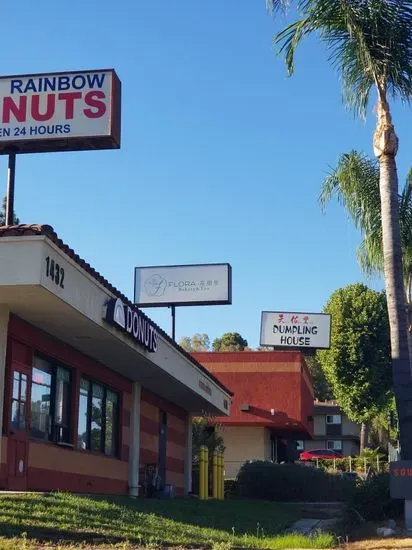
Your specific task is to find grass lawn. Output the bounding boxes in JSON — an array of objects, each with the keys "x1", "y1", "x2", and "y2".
[{"x1": 0, "y1": 493, "x2": 336, "y2": 549}]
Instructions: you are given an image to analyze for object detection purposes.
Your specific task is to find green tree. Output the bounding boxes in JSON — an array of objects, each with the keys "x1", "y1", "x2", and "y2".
[
  {"x1": 268, "y1": 0, "x2": 412, "y2": 459},
  {"x1": 304, "y1": 355, "x2": 334, "y2": 402},
  {"x1": 212, "y1": 332, "x2": 248, "y2": 351},
  {"x1": 192, "y1": 416, "x2": 225, "y2": 466},
  {"x1": 178, "y1": 333, "x2": 210, "y2": 352},
  {"x1": 317, "y1": 283, "x2": 392, "y2": 452},
  {"x1": 320, "y1": 152, "x2": 412, "y2": 361},
  {"x1": 0, "y1": 196, "x2": 19, "y2": 226}
]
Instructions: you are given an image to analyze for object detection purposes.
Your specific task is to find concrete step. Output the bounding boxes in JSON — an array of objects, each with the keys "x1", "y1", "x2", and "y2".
[
  {"x1": 298, "y1": 502, "x2": 346, "y2": 519},
  {"x1": 286, "y1": 517, "x2": 341, "y2": 535}
]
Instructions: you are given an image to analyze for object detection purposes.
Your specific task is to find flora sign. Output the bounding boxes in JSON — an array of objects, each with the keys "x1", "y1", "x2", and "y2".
[
  {"x1": 260, "y1": 311, "x2": 331, "y2": 349},
  {"x1": 0, "y1": 69, "x2": 121, "y2": 154},
  {"x1": 134, "y1": 264, "x2": 232, "y2": 307}
]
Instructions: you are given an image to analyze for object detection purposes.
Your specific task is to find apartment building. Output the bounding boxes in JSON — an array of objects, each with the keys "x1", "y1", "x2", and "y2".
[{"x1": 298, "y1": 401, "x2": 360, "y2": 456}]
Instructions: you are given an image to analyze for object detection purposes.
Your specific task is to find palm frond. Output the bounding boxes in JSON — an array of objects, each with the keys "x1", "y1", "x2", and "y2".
[
  {"x1": 273, "y1": 0, "x2": 412, "y2": 115},
  {"x1": 275, "y1": 18, "x2": 313, "y2": 75},
  {"x1": 266, "y1": 0, "x2": 289, "y2": 12},
  {"x1": 320, "y1": 151, "x2": 381, "y2": 234},
  {"x1": 321, "y1": 150, "x2": 412, "y2": 283}
]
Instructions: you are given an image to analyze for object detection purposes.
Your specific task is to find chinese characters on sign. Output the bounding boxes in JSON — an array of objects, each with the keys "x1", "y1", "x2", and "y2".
[{"x1": 278, "y1": 314, "x2": 311, "y2": 325}]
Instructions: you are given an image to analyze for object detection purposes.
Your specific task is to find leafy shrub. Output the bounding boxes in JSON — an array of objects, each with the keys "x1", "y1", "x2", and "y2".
[
  {"x1": 224, "y1": 479, "x2": 238, "y2": 499},
  {"x1": 349, "y1": 473, "x2": 402, "y2": 521},
  {"x1": 305, "y1": 451, "x2": 389, "y2": 474},
  {"x1": 236, "y1": 461, "x2": 356, "y2": 502}
]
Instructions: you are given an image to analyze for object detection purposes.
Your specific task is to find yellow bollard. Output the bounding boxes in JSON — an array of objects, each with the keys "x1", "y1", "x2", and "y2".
[
  {"x1": 199, "y1": 446, "x2": 206, "y2": 500},
  {"x1": 216, "y1": 454, "x2": 222, "y2": 500},
  {"x1": 221, "y1": 454, "x2": 225, "y2": 500},
  {"x1": 212, "y1": 452, "x2": 218, "y2": 499},
  {"x1": 216, "y1": 454, "x2": 221, "y2": 500},
  {"x1": 203, "y1": 446, "x2": 209, "y2": 500}
]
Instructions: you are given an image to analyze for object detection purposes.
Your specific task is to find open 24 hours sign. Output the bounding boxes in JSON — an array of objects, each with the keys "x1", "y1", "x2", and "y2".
[{"x1": 0, "y1": 69, "x2": 121, "y2": 154}]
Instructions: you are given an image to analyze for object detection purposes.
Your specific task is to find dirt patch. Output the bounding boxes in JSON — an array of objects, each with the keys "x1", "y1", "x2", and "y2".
[{"x1": 342, "y1": 539, "x2": 412, "y2": 549}]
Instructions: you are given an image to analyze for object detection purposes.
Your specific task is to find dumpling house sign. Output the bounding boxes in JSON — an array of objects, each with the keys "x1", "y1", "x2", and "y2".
[
  {"x1": 0, "y1": 69, "x2": 121, "y2": 225},
  {"x1": 0, "y1": 69, "x2": 121, "y2": 154},
  {"x1": 260, "y1": 311, "x2": 331, "y2": 350}
]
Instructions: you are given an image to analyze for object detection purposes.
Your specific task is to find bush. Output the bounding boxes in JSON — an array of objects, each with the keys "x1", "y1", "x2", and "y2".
[
  {"x1": 349, "y1": 473, "x2": 402, "y2": 521},
  {"x1": 224, "y1": 479, "x2": 238, "y2": 498},
  {"x1": 236, "y1": 461, "x2": 356, "y2": 502}
]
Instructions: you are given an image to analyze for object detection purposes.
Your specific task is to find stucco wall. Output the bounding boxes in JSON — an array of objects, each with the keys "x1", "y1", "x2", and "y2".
[
  {"x1": 217, "y1": 426, "x2": 268, "y2": 479},
  {"x1": 342, "y1": 416, "x2": 360, "y2": 437},
  {"x1": 140, "y1": 390, "x2": 187, "y2": 495},
  {"x1": 314, "y1": 415, "x2": 326, "y2": 436}
]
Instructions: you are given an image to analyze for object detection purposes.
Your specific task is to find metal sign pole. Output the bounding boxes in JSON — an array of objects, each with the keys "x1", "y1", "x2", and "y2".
[
  {"x1": 171, "y1": 305, "x2": 176, "y2": 341},
  {"x1": 6, "y1": 152, "x2": 16, "y2": 226}
]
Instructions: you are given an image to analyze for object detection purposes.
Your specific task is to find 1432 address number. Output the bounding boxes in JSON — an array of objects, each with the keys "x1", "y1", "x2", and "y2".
[{"x1": 45, "y1": 256, "x2": 65, "y2": 289}]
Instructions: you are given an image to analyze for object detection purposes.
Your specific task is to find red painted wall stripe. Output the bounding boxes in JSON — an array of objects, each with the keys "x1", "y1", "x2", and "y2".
[
  {"x1": 140, "y1": 416, "x2": 185, "y2": 447},
  {"x1": 141, "y1": 390, "x2": 187, "y2": 421},
  {"x1": 27, "y1": 466, "x2": 128, "y2": 494},
  {"x1": 193, "y1": 351, "x2": 303, "y2": 364}
]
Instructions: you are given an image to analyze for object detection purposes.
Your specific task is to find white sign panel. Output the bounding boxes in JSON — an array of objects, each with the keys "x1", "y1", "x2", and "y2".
[
  {"x1": 260, "y1": 311, "x2": 331, "y2": 349},
  {"x1": 134, "y1": 264, "x2": 232, "y2": 307},
  {"x1": 0, "y1": 69, "x2": 121, "y2": 154}
]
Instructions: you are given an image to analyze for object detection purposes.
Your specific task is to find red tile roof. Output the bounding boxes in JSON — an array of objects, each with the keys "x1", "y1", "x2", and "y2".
[{"x1": 0, "y1": 224, "x2": 233, "y2": 397}]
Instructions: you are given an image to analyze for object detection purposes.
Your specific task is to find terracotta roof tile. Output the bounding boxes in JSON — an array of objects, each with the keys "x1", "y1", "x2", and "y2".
[{"x1": 0, "y1": 224, "x2": 233, "y2": 398}]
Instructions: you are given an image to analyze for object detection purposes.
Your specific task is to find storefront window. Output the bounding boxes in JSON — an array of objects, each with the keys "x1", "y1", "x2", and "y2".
[
  {"x1": 30, "y1": 356, "x2": 71, "y2": 443},
  {"x1": 78, "y1": 377, "x2": 119, "y2": 456},
  {"x1": 11, "y1": 371, "x2": 27, "y2": 431},
  {"x1": 55, "y1": 367, "x2": 71, "y2": 443},
  {"x1": 91, "y1": 383, "x2": 103, "y2": 452},
  {"x1": 77, "y1": 378, "x2": 89, "y2": 450},
  {"x1": 31, "y1": 358, "x2": 52, "y2": 440}
]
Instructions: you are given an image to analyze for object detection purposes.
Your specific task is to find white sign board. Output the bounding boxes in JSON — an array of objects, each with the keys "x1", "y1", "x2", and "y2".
[
  {"x1": 134, "y1": 264, "x2": 232, "y2": 307},
  {"x1": 260, "y1": 311, "x2": 331, "y2": 349},
  {"x1": 0, "y1": 69, "x2": 121, "y2": 154}
]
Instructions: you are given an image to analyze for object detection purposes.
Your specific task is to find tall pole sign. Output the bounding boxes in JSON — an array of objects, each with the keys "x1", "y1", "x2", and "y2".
[
  {"x1": 134, "y1": 264, "x2": 232, "y2": 341},
  {"x1": 0, "y1": 69, "x2": 121, "y2": 224}
]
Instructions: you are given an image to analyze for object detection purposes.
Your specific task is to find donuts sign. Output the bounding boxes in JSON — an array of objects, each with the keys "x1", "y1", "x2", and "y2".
[{"x1": 0, "y1": 69, "x2": 121, "y2": 154}]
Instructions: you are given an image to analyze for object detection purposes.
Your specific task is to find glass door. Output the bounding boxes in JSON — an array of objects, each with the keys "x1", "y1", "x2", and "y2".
[{"x1": 7, "y1": 364, "x2": 30, "y2": 490}]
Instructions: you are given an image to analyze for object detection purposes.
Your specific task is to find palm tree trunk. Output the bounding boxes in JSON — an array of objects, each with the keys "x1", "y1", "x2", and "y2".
[
  {"x1": 360, "y1": 422, "x2": 369, "y2": 454},
  {"x1": 374, "y1": 95, "x2": 412, "y2": 460},
  {"x1": 406, "y1": 277, "x2": 412, "y2": 371},
  {"x1": 407, "y1": 305, "x2": 412, "y2": 370}
]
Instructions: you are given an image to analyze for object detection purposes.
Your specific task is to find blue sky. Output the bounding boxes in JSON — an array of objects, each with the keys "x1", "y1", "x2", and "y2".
[{"x1": 1, "y1": 1, "x2": 411, "y2": 348}]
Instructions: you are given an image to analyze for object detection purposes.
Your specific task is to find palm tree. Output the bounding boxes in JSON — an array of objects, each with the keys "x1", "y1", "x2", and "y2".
[
  {"x1": 267, "y1": 0, "x2": 412, "y2": 458},
  {"x1": 320, "y1": 151, "x2": 412, "y2": 361}
]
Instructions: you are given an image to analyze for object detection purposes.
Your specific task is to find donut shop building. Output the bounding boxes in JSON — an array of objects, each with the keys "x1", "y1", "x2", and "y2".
[{"x1": 0, "y1": 224, "x2": 231, "y2": 495}]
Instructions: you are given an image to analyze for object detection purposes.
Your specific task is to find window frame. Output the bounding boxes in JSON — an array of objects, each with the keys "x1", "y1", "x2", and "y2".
[
  {"x1": 11, "y1": 371, "x2": 28, "y2": 432},
  {"x1": 327, "y1": 440, "x2": 343, "y2": 451},
  {"x1": 30, "y1": 354, "x2": 72, "y2": 444},
  {"x1": 78, "y1": 376, "x2": 120, "y2": 457},
  {"x1": 326, "y1": 414, "x2": 342, "y2": 425}
]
